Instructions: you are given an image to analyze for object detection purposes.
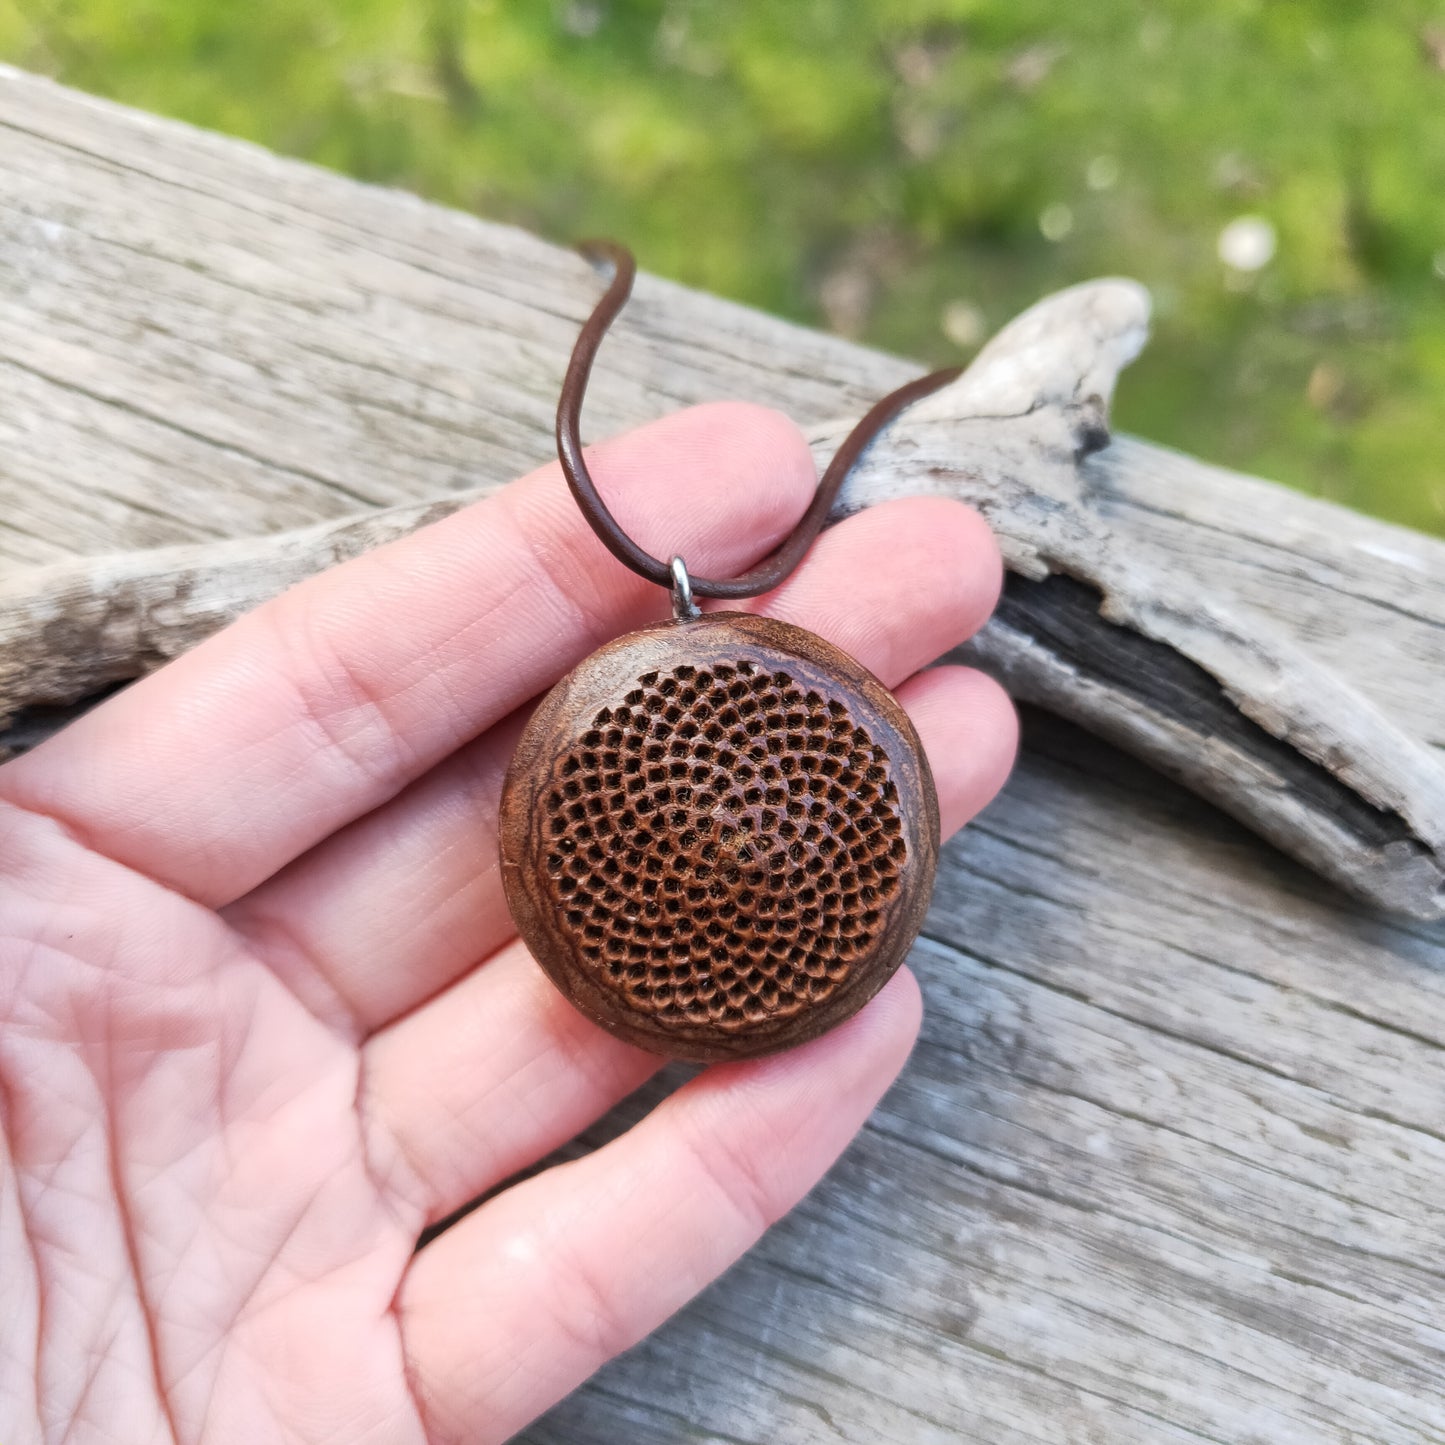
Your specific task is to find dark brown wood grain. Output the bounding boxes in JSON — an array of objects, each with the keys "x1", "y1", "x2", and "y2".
[{"x1": 500, "y1": 611, "x2": 940, "y2": 1061}]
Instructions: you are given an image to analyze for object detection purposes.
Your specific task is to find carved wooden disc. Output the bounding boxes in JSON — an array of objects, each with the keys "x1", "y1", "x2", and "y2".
[{"x1": 499, "y1": 611, "x2": 939, "y2": 1061}]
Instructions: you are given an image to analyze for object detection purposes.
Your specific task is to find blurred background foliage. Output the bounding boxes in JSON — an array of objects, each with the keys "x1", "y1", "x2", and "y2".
[{"x1": 2, "y1": 0, "x2": 1444, "y2": 534}]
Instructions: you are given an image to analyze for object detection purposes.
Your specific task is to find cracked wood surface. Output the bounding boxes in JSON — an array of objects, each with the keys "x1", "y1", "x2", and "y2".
[
  {"x1": 525, "y1": 714, "x2": 1445, "y2": 1445},
  {"x1": 2, "y1": 68, "x2": 1445, "y2": 1442},
  {"x1": 3, "y1": 66, "x2": 1444, "y2": 917}
]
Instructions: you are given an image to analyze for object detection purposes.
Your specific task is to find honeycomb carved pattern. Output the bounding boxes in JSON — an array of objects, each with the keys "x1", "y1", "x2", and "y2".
[
  {"x1": 501, "y1": 612, "x2": 941, "y2": 1062},
  {"x1": 540, "y1": 661, "x2": 906, "y2": 1031}
]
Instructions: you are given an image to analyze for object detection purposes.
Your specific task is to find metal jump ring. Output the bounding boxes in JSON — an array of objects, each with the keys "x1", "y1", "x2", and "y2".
[{"x1": 669, "y1": 555, "x2": 701, "y2": 622}]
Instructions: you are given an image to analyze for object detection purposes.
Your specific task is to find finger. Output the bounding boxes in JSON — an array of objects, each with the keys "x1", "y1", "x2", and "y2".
[
  {"x1": 360, "y1": 663, "x2": 1014, "y2": 1225},
  {"x1": 893, "y1": 663, "x2": 1018, "y2": 839},
  {"x1": 359, "y1": 936, "x2": 659, "y2": 1220},
  {"x1": 398, "y1": 968, "x2": 922, "y2": 1445},
  {"x1": 227, "y1": 497, "x2": 1004, "y2": 1035},
  {"x1": 0, "y1": 403, "x2": 818, "y2": 907},
  {"x1": 729, "y1": 494, "x2": 1003, "y2": 682}
]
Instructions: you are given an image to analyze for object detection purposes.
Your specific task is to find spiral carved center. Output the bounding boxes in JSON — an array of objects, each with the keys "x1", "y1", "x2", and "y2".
[{"x1": 539, "y1": 660, "x2": 906, "y2": 1031}]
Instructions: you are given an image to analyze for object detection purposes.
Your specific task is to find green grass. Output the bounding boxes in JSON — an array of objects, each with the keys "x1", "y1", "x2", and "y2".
[{"x1": 4, "y1": 0, "x2": 1444, "y2": 534}]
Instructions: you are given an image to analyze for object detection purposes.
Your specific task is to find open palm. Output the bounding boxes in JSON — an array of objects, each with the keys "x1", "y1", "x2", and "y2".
[{"x1": 0, "y1": 403, "x2": 1013, "y2": 1444}]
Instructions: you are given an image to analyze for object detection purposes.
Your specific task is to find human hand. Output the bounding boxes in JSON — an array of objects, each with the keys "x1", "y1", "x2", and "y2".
[{"x1": 0, "y1": 403, "x2": 1015, "y2": 1443}]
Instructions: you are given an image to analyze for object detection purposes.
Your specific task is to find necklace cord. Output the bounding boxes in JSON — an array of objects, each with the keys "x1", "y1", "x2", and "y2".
[{"x1": 556, "y1": 240, "x2": 962, "y2": 602}]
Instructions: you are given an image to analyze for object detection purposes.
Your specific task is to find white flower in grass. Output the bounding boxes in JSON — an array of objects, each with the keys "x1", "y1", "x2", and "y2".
[{"x1": 1218, "y1": 215, "x2": 1276, "y2": 272}]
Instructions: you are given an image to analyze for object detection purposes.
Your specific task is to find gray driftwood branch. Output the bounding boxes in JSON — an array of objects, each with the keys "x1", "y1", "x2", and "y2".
[{"x1": 3, "y1": 272, "x2": 1442, "y2": 918}]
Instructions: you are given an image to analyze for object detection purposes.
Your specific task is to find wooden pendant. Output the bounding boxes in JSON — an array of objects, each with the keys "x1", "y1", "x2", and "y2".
[{"x1": 500, "y1": 611, "x2": 939, "y2": 1061}]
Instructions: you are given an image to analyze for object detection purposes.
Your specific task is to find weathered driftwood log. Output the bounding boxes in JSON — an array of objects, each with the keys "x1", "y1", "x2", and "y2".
[
  {"x1": 3, "y1": 245, "x2": 1442, "y2": 917},
  {"x1": 4, "y1": 68, "x2": 1445, "y2": 1445}
]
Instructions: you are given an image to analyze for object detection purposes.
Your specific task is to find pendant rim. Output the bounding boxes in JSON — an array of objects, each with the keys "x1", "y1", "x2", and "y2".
[{"x1": 499, "y1": 611, "x2": 939, "y2": 1063}]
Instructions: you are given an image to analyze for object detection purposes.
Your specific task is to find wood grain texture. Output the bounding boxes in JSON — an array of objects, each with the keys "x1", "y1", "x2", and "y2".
[
  {"x1": 524, "y1": 713, "x2": 1445, "y2": 1445},
  {"x1": 499, "y1": 612, "x2": 939, "y2": 1061},
  {"x1": 2, "y1": 64, "x2": 1442, "y2": 917},
  {"x1": 2, "y1": 67, "x2": 1445, "y2": 1442}
]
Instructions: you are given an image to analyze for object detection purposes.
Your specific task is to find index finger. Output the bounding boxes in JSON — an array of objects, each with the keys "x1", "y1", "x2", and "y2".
[{"x1": 0, "y1": 403, "x2": 817, "y2": 907}]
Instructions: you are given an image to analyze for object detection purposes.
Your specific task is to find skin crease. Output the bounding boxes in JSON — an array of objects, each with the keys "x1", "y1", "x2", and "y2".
[{"x1": 0, "y1": 403, "x2": 1016, "y2": 1445}]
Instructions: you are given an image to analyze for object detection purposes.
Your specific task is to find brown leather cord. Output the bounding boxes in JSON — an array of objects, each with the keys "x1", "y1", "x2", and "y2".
[{"x1": 557, "y1": 240, "x2": 963, "y2": 602}]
